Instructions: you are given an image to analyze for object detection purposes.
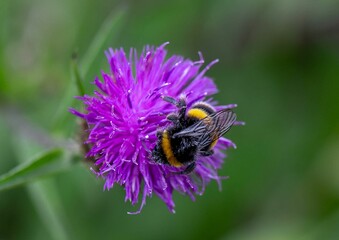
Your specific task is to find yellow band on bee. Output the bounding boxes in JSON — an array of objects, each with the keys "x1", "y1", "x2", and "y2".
[
  {"x1": 187, "y1": 108, "x2": 208, "y2": 120},
  {"x1": 162, "y1": 130, "x2": 183, "y2": 167}
]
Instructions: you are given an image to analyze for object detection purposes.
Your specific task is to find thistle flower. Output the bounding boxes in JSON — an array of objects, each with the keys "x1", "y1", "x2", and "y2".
[{"x1": 70, "y1": 43, "x2": 241, "y2": 214}]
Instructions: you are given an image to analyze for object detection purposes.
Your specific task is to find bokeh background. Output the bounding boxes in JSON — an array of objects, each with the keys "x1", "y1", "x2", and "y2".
[{"x1": 1, "y1": 0, "x2": 339, "y2": 239}]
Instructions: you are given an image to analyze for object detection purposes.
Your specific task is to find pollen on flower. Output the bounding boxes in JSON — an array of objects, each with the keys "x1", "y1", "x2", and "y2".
[{"x1": 70, "y1": 43, "x2": 240, "y2": 214}]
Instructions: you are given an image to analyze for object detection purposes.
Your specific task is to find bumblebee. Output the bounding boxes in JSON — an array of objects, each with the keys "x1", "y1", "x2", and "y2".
[{"x1": 151, "y1": 96, "x2": 236, "y2": 175}]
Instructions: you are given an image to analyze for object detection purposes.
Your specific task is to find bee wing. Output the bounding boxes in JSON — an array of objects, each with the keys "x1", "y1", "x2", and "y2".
[
  {"x1": 173, "y1": 109, "x2": 237, "y2": 149},
  {"x1": 197, "y1": 109, "x2": 236, "y2": 149},
  {"x1": 208, "y1": 109, "x2": 237, "y2": 137}
]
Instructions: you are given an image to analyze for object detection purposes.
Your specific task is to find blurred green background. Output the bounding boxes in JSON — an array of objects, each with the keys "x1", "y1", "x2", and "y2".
[{"x1": 1, "y1": 0, "x2": 339, "y2": 239}]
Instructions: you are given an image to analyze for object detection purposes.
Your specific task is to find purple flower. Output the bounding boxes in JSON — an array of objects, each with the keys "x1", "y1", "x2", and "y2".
[{"x1": 70, "y1": 43, "x2": 241, "y2": 214}]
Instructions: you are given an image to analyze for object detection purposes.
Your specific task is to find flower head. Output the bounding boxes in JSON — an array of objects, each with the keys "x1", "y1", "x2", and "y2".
[{"x1": 70, "y1": 43, "x2": 240, "y2": 214}]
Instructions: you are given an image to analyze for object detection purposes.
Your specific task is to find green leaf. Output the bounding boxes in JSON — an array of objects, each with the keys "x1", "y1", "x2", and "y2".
[
  {"x1": 10, "y1": 140, "x2": 72, "y2": 240},
  {"x1": 80, "y1": 5, "x2": 126, "y2": 81},
  {"x1": 0, "y1": 148, "x2": 77, "y2": 191},
  {"x1": 0, "y1": 0, "x2": 9, "y2": 95},
  {"x1": 27, "y1": 180, "x2": 71, "y2": 240},
  {"x1": 71, "y1": 54, "x2": 85, "y2": 96},
  {"x1": 52, "y1": 5, "x2": 127, "y2": 132}
]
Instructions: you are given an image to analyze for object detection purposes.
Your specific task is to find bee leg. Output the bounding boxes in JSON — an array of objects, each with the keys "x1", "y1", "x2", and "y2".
[
  {"x1": 200, "y1": 149, "x2": 214, "y2": 156},
  {"x1": 176, "y1": 162, "x2": 196, "y2": 175},
  {"x1": 162, "y1": 96, "x2": 178, "y2": 106},
  {"x1": 167, "y1": 113, "x2": 179, "y2": 123},
  {"x1": 163, "y1": 96, "x2": 186, "y2": 108},
  {"x1": 162, "y1": 95, "x2": 187, "y2": 120},
  {"x1": 177, "y1": 95, "x2": 187, "y2": 108},
  {"x1": 177, "y1": 96, "x2": 187, "y2": 120}
]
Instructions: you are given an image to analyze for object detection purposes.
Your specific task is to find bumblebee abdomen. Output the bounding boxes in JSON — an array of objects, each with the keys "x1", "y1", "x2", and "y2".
[{"x1": 159, "y1": 128, "x2": 198, "y2": 167}]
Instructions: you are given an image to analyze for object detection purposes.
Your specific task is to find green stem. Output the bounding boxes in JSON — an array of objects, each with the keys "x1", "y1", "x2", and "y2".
[{"x1": 72, "y1": 54, "x2": 85, "y2": 96}]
